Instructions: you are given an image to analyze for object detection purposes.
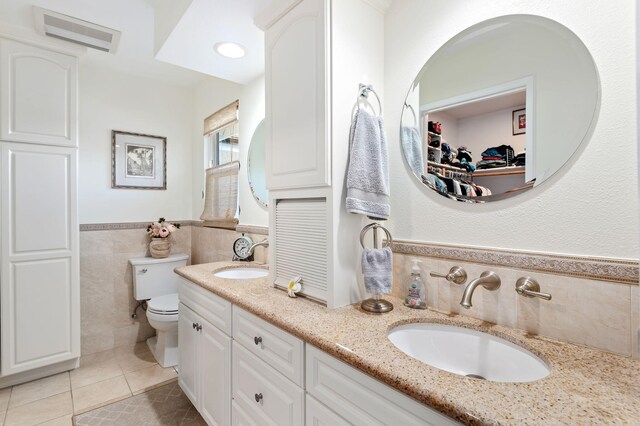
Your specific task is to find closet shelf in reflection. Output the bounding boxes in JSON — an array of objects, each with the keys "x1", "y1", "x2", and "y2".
[{"x1": 474, "y1": 166, "x2": 525, "y2": 177}]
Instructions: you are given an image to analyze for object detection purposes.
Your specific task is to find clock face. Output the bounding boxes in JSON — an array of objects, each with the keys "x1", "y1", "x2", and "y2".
[{"x1": 233, "y1": 236, "x2": 253, "y2": 259}]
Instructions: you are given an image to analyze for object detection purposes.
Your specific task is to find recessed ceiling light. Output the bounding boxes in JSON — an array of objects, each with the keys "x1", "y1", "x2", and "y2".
[{"x1": 214, "y1": 42, "x2": 245, "y2": 59}]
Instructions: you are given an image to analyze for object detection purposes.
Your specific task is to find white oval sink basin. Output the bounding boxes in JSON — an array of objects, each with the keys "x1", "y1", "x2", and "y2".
[
  {"x1": 214, "y1": 268, "x2": 268, "y2": 279},
  {"x1": 388, "y1": 323, "x2": 550, "y2": 383}
]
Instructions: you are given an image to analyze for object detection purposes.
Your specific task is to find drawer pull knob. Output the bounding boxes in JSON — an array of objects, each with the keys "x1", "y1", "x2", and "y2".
[
  {"x1": 140, "y1": 268, "x2": 148, "y2": 273},
  {"x1": 192, "y1": 322, "x2": 197, "y2": 329},
  {"x1": 196, "y1": 324, "x2": 202, "y2": 332},
  {"x1": 254, "y1": 336, "x2": 262, "y2": 345},
  {"x1": 254, "y1": 393, "x2": 263, "y2": 403}
]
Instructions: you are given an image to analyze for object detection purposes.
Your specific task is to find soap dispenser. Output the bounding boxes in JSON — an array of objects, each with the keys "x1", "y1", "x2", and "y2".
[{"x1": 404, "y1": 259, "x2": 427, "y2": 309}]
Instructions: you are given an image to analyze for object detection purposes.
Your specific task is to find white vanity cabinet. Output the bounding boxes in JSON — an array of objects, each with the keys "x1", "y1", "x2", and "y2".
[
  {"x1": 0, "y1": 37, "x2": 79, "y2": 386},
  {"x1": 264, "y1": 0, "x2": 329, "y2": 190},
  {"x1": 0, "y1": 38, "x2": 78, "y2": 147},
  {"x1": 178, "y1": 280, "x2": 233, "y2": 426},
  {"x1": 306, "y1": 345, "x2": 458, "y2": 426},
  {"x1": 231, "y1": 307, "x2": 305, "y2": 425}
]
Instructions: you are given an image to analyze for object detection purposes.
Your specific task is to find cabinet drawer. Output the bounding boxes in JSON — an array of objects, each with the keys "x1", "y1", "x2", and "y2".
[
  {"x1": 232, "y1": 342, "x2": 304, "y2": 426},
  {"x1": 232, "y1": 306, "x2": 304, "y2": 386},
  {"x1": 231, "y1": 400, "x2": 259, "y2": 426},
  {"x1": 179, "y1": 278, "x2": 232, "y2": 335},
  {"x1": 306, "y1": 345, "x2": 458, "y2": 426}
]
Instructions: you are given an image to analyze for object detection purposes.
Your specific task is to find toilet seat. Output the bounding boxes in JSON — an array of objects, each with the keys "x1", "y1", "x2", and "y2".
[{"x1": 147, "y1": 293, "x2": 179, "y2": 315}]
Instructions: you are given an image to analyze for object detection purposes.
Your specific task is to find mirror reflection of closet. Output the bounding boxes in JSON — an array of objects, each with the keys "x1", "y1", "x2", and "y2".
[
  {"x1": 401, "y1": 15, "x2": 600, "y2": 203},
  {"x1": 247, "y1": 119, "x2": 268, "y2": 207}
]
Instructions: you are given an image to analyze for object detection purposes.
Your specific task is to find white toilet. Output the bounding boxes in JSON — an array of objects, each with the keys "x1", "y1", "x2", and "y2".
[{"x1": 129, "y1": 253, "x2": 188, "y2": 367}]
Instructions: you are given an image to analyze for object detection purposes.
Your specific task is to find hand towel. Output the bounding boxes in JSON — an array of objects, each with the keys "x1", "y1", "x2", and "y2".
[
  {"x1": 401, "y1": 125, "x2": 424, "y2": 177},
  {"x1": 361, "y1": 247, "x2": 392, "y2": 294},
  {"x1": 346, "y1": 109, "x2": 390, "y2": 220}
]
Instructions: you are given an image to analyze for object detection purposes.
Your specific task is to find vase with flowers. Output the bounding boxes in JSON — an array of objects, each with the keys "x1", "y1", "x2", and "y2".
[{"x1": 147, "y1": 217, "x2": 180, "y2": 258}]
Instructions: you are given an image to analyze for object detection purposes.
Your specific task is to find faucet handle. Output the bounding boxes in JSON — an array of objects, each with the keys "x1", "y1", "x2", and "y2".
[
  {"x1": 515, "y1": 277, "x2": 552, "y2": 300},
  {"x1": 430, "y1": 266, "x2": 467, "y2": 285}
]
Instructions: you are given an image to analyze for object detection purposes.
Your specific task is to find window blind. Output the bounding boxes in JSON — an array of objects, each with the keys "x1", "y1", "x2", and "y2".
[
  {"x1": 200, "y1": 161, "x2": 239, "y2": 229},
  {"x1": 204, "y1": 100, "x2": 239, "y2": 135}
]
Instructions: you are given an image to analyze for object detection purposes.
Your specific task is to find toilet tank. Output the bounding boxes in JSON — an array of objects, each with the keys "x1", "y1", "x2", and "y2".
[{"x1": 129, "y1": 253, "x2": 189, "y2": 300}]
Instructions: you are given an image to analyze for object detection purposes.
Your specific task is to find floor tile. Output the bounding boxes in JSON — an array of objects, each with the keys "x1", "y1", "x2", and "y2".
[
  {"x1": 0, "y1": 386, "x2": 12, "y2": 411},
  {"x1": 72, "y1": 376, "x2": 132, "y2": 414},
  {"x1": 70, "y1": 356, "x2": 123, "y2": 389},
  {"x1": 36, "y1": 414, "x2": 73, "y2": 425},
  {"x1": 4, "y1": 391, "x2": 72, "y2": 426},
  {"x1": 9, "y1": 372, "x2": 69, "y2": 409},
  {"x1": 73, "y1": 382, "x2": 205, "y2": 426},
  {"x1": 116, "y1": 349, "x2": 157, "y2": 373},
  {"x1": 124, "y1": 364, "x2": 178, "y2": 395}
]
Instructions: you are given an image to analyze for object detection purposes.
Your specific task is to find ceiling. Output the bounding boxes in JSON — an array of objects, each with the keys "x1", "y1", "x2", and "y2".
[{"x1": 0, "y1": 0, "x2": 272, "y2": 87}]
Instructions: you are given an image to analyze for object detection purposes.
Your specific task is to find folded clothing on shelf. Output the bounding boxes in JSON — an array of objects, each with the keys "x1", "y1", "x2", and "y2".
[{"x1": 476, "y1": 159, "x2": 507, "y2": 169}]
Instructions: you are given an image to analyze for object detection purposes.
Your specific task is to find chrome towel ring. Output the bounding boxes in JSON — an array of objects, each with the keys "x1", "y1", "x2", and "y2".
[{"x1": 359, "y1": 223, "x2": 392, "y2": 249}]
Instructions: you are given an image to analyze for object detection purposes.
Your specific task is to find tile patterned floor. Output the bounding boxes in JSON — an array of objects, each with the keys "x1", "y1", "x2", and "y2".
[
  {"x1": 74, "y1": 382, "x2": 205, "y2": 426},
  {"x1": 0, "y1": 343, "x2": 181, "y2": 425}
]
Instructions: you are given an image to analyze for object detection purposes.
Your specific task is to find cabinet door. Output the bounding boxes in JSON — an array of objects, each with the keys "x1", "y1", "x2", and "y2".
[
  {"x1": 178, "y1": 303, "x2": 199, "y2": 407},
  {"x1": 232, "y1": 342, "x2": 304, "y2": 426},
  {"x1": 0, "y1": 39, "x2": 77, "y2": 147},
  {"x1": 0, "y1": 143, "x2": 79, "y2": 376},
  {"x1": 199, "y1": 318, "x2": 231, "y2": 426},
  {"x1": 306, "y1": 394, "x2": 352, "y2": 426},
  {"x1": 265, "y1": 0, "x2": 330, "y2": 190}
]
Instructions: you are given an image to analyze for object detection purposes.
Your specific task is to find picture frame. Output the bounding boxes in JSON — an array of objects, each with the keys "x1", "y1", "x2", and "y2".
[
  {"x1": 112, "y1": 130, "x2": 167, "y2": 189},
  {"x1": 512, "y1": 108, "x2": 526, "y2": 135}
]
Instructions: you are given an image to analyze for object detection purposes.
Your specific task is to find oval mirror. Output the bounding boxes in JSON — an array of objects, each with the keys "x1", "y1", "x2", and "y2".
[
  {"x1": 247, "y1": 120, "x2": 268, "y2": 207},
  {"x1": 401, "y1": 15, "x2": 599, "y2": 202}
]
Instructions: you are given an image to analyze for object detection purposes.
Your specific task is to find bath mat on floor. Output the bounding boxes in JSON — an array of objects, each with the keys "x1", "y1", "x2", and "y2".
[{"x1": 73, "y1": 382, "x2": 206, "y2": 425}]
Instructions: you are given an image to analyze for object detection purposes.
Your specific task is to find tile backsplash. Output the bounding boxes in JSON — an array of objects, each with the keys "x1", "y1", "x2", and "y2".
[{"x1": 392, "y1": 252, "x2": 636, "y2": 357}]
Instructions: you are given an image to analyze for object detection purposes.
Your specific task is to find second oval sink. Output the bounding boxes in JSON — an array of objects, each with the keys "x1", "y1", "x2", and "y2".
[
  {"x1": 388, "y1": 323, "x2": 550, "y2": 383},
  {"x1": 214, "y1": 268, "x2": 268, "y2": 279}
]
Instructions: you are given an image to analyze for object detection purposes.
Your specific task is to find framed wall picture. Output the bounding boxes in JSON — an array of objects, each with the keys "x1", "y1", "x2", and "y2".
[
  {"x1": 512, "y1": 108, "x2": 526, "y2": 135},
  {"x1": 112, "y1": 130, "x2": 167, "y2": 189}
]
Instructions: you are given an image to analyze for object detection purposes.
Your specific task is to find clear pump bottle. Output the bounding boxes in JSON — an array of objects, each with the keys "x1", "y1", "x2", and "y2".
[{"x1": 404, "y1": 259, "x2": 427, "y2": 309}]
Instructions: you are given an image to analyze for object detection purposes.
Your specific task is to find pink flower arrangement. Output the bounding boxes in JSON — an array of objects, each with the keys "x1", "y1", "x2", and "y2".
[{"x1": 146, "y1": 217, "x2": 180, "y2": 239}]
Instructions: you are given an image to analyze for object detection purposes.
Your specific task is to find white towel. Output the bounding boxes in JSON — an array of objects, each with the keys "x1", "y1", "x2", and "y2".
[
  {"x1": 346, "y1": 109, "x2": 390, "y2": 220},
  {"x1": 361, "y1": 247, "x2": 392, "y2": 294},
  {"x1": 401, "y1": 125, "x2": 424, "y2": 177}
]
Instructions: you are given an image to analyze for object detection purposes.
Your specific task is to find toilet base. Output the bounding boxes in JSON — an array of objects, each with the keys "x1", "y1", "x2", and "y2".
[{"x1": 147, "y1": 331, "x2": 178, "y2": 368}]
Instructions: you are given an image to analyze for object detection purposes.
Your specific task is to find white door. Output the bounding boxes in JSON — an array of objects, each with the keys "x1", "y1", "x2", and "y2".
[
  {"x1": 199, "y1": 318, "x2": 231, "y2": 426},
  {"x1": 178, "y1": 303, "x2": 199, "y2": 406},
  {"x1": 0, "y1": 142, "x2": 79, "y2": 376},
  {"x1": 0, "y1": 38, "x2": 77, "y2": 147}
]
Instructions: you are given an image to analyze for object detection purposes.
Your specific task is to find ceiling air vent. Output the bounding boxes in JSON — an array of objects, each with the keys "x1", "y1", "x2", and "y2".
[{"x1": 33, "y1": 6, "x2": 121, "y2": 54}]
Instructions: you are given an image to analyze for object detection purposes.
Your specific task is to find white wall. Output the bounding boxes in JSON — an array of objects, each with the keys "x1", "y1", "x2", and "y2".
[
  {"x1": 238, "y1": 75, "x2": 268, "y2": 227},
  {"x1": 457, "y1": 106, "x2": 526, "y2": 158},
  {"x1": 385, "y1": 0, "x2": 638, "y2": 259},
  {"x1": 191, "y1": 76, "x2": 244, "y2": 220},
  {"x1": 78, "y1": 61, "x2": 195, "y2": 223}
]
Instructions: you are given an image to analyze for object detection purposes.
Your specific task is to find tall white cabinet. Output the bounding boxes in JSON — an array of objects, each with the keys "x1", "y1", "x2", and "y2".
[
  {"x1": 262, "y1": 0, "x2": 387, "y2": 308},
  {"x1": 0, "y1": 37, "x2": 79, "y2": 385}
]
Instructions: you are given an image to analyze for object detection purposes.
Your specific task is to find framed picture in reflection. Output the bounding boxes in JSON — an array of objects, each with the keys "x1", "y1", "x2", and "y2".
[{"x1": 512, "y1": 108, "x2": 526, "y2": 135}]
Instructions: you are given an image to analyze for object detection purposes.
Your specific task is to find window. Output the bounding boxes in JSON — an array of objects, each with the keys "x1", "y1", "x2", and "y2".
[
  {"x1": 201, "y1": 100, "x2": 241, "y2": 229},
  {"x1": 204, "y1": 100, "x2": 239, "y2": 169}
]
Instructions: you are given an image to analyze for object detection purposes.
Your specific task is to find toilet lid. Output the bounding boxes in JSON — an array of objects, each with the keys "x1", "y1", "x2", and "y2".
[{"x1": 147, "y1": 293, "x2": 179, "y2": 314}]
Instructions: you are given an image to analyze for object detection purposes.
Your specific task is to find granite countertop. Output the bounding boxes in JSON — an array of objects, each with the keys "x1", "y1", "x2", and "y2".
[{"x1": 175, "y1": 262, "x2": 640, "y2": 425}]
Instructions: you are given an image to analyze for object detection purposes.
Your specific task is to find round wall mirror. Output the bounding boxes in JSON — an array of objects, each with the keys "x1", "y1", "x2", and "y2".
[
  {"x1": 247, "y1": 120, "x2": 268, "y2": 207},
  {"x1": 401, "y1": 15, "x2": 599, "y2": 202}
]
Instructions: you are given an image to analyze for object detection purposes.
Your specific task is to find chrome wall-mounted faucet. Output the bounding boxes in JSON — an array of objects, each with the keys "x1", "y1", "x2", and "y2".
[
  {"x1": 515, "y1": 277, "x2": 552, "y2": 300},
  {"x1": 460, "y1": 271, "x2": 501, "y2": 309},
  {"x1": 248, "y1": 238, "x2": 269, "y2": 257},
  {"x1": 430, "y1": 266, "x2": 467, "y2": 285}
]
